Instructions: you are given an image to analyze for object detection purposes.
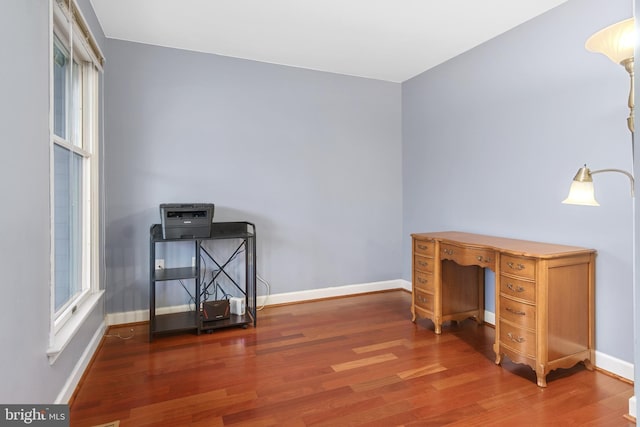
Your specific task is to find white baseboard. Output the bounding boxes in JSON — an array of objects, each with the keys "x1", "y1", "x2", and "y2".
[
  {"x1": 256, "y1": 279, "x2": 411, "y2": 306},
  {"x1": 484, "y1": 310, "x2": 495, "y2": 326},
  {"x1": 106, "y1": 279, "x2": 411, "y2": 326},
  {"x1": 56, "y1": 320, "x2": 106, "y2": 404},
  {"x1": 630, "y1": 395, "x2": 636, "y2": 419},
  {"x1": 595, "y1": 350, "x2": 634, "y2": 382},
  {"x1": 104, "y1": 278, "x2": 633, "y2": 383},
  {"x1": 106, "y1": 304, "x2": 192, "y2": 325}
]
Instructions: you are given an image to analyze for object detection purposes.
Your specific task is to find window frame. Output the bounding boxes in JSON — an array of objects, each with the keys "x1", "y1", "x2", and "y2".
[{"x1": 48, "y1": 0, "x2": 105, "y2": 364}]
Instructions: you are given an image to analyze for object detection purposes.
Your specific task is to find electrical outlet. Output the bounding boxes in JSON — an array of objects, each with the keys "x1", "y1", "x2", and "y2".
[{"x1": 155, "y1": 259, "x2": 164, "y2": 270}]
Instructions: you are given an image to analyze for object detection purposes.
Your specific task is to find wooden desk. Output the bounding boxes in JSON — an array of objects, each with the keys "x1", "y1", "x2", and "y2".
[{"x1": 411, "y1": 231, "x2": 596, "y2": 387}]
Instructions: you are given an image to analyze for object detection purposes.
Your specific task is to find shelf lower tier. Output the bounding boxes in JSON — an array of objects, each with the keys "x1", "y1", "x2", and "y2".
[
  {"x1": 150, "y1": 311, "x2": 255, "y2": 341},
  {"x1": 152, "y1": 311, "x2": 199, "y2": 336},
  {"x1": 200, "y1": 313, "x2": 253, "y2": 331}
]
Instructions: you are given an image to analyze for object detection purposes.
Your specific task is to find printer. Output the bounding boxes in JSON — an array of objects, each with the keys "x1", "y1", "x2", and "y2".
[{"x1": 159, "y1": 203, "x2": 215, "y2": 239}]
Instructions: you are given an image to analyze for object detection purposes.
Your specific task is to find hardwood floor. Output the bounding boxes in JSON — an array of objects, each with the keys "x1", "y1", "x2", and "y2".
[{"x1": 71, "y1": 291, "x2": 634, "y2": 426}]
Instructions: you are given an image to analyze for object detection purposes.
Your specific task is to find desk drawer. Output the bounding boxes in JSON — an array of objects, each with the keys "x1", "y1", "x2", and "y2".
[
  {"x1": 500, "y1": 276, "x2": 535, "y2": 303},
  {"x1": 414, "y1": 254, "x2": 434, "y2": 273},
  {"x1": 414, "y1": 289, "x2": 434, "y2": 312},
  {"x1": 501, "y1": 255, "x2": 536, "y2": 280},
  {"x1": 414, "y1": 271, "x2": 434, "y2": 292},
  {"x1": 500, "y1": 297, "x2": 535, "y2": 329},
  {"x1": 414, "y1": 239, "x2": 435, "y2": 257},
  {"x1": 500, "y1": 322, "x2": 536, "y2": 358},
  {"x1": 440, "y1": 243, "x2": 494, "y2": 269}
]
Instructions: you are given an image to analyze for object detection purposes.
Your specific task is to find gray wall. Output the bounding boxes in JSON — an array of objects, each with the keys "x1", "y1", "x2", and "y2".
[
  {"x1": 0, "y1": 0, "x2": 106, "y2": 403},
  {"x1": 403, "y1": 0, "x2": 635, "y2": 363},
  {"x1": 104, "y1": 42, "x2": 403, "y2": 314}
]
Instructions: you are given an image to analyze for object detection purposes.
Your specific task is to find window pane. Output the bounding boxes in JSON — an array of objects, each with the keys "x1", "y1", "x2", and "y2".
[
  {"x1": 53, "y1": 36, "x2": 68, "y2": 139},
  {"x1": 54, "y1": 145, "x2": 83, "y2": 312},
  {"x1": 54, "y1": 34, "x2": 83, "y2": 147},
  {"x1": 71, "y1": 60, "x2": 82, "y2": 147}
]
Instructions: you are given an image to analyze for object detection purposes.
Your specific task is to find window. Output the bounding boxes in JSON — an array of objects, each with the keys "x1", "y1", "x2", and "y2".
[
  {"x1": 53, "y1": 33, "x2": 86, "y2": 319},
  {"x1": 49, "y1": 0, "x2": 104, "y2": 362}
]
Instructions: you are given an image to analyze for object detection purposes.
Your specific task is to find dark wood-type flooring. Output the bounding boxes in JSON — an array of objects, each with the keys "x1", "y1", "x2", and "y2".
[{"x1": 71, "y1": 291, "x2": 634, "y2": 426}]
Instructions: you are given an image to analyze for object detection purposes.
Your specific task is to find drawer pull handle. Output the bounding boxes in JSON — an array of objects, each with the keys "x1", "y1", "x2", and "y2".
[
  {"x1": 443, "y1": 248, "x2": 454, "y2": 255},
  {"x1": 418, "y1": 296, "x2": 429, "y2": 303},
  {"x1": 506, "y1": 307, "x2": 526, "y2": 316},
  {"x1": 417, "y1": 244, "x2": 429, "y2": 250},
  {"x1": 418, "y1": 261, "x2": 429, "y2": 268},
  {"x1": 507, "y1": 261, "x2": 526, "y2": 271},
  {"x1": 476, "y1": 255, "x2": 492, "y2": 263},
  {"x1": 507, "y1": 332, "x2": 525, "y2": 343},
  {"x1": 507, "y1": 283, "x2": 525, "y2": 293},
  {"x1": 418, "y1": 277, "x2": 428, "y2": 284}
]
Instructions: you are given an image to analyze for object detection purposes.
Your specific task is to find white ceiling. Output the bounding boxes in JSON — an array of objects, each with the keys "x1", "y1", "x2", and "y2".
[{"x1": 90, "y1": 0, "x2": 568, "y2": 82}]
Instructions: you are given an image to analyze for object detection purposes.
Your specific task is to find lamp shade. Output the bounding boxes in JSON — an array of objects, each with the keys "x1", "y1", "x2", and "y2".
[
  {"x1": 585, "y1": 17, "x2": 635, "y2": 65},
  {"x1": 562, "y1": 180, "x2": 600, "y2": 206}
]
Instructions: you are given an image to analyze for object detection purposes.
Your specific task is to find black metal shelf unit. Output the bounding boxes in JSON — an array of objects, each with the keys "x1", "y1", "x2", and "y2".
[{"x1": 149, "y1": 222, "x2": 257, "y2": 341}]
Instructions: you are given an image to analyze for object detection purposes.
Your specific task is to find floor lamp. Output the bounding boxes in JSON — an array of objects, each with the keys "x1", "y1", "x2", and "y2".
[
  {"x1": 562, "y1": 165, "x2": 634, "y2": 205},
  {"x1": 564, "y1": 17, "x2": 635, "y2": 202},
  {"x1": 563, "y1": 16, "x2": 637, "y2": 421}
]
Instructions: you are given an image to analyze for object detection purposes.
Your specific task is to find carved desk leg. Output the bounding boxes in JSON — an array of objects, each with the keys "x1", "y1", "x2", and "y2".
[
  {"x1": 494, "y1": 345, "x2": 503, "y2": 365},
  {"x1": 536, "y1": 366, "x2": 548, "y2": 388},
  {"x1": 583, "y1": 358, "x2": 594, "y2": 371}
]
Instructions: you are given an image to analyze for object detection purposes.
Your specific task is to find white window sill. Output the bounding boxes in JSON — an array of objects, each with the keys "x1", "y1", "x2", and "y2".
[{"x1": 47, "y1": 290, "x2": 104, "y2": 365}]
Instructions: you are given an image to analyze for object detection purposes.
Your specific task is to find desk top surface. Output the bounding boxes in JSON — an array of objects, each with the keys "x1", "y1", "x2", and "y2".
[{"x1": 411, "y1": 231, "x2": 595, "y2": 259}]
